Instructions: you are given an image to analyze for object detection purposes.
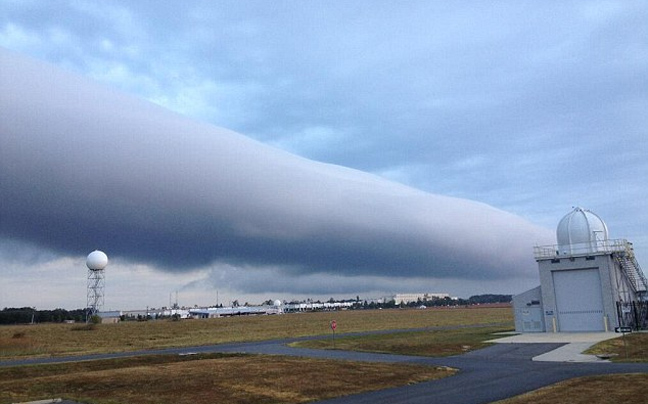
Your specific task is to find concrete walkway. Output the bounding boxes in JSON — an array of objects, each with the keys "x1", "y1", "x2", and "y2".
[{"x1": 489, "y1": 332, "x2": 622, "y2": 362}]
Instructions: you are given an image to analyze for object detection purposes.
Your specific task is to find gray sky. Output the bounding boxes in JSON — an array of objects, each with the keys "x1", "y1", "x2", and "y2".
[{"x1": 1, "y1": 1, "x2": 647, "y2": 310}]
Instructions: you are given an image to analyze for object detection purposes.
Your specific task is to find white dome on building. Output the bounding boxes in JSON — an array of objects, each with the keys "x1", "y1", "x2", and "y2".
[{"x1": 556, "y1": 207, "x2": 608, "y2": 255}]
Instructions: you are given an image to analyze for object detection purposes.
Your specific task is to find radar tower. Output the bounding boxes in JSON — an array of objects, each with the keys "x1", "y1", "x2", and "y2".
[{"x1": 86, "y1": 250, "x2": 108, "y2": 323}]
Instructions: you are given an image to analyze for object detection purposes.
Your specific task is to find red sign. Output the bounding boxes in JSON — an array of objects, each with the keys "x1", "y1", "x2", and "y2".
[{"x1": 330, "y1": 320, "x2": 337, "y2": 331}]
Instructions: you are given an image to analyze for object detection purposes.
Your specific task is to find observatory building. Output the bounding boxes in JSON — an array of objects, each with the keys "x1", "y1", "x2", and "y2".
[{"x1": 514, "y1": 207, "x2": 648, "y2": 333}]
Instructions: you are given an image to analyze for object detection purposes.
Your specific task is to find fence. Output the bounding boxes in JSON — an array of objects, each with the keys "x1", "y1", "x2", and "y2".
[{"x1": 616, "y1": 301, "x2": 648, "y2": 330}]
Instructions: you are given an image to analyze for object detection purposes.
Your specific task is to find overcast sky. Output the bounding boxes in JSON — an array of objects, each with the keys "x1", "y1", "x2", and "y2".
[{"x1": 1, "y1": 1, "x2": 647, "y2": 310}]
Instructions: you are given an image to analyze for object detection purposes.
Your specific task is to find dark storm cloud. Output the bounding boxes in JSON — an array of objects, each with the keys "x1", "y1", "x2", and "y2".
[{"x1": 0, "y1": 48, "x2": 553, "y2": 280}]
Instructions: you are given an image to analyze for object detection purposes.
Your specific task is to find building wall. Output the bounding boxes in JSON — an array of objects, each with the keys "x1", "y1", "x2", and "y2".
[
  {"x1": 392, "y1": 293, "x2": 450, "y2": 305},
  {"x1": 538, "y1": 254, "x2": 617, "y2": 332},
  {"x1": 513, "y1": 286, "x2": 544, "y2": 332}
]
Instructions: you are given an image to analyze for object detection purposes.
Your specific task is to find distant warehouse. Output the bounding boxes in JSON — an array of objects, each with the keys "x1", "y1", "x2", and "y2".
[{"x1": 392, "y1": 293, "x2": 453, "y2": 305}]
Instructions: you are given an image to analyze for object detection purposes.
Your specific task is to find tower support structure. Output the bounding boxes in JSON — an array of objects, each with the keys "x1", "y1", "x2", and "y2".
[
  {"x1": 85, "y1": 250, "x2": 108, "y2": 323},
  {"x1": 86, "y1": 268, "x2": 105, "y2": 322}
]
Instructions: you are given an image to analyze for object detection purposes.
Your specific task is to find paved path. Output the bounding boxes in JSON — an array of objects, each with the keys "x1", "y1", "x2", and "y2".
[
  {"x1": 210, "y1": 335, "x2": 648, "y2": 404},
  {"x1": 2, "y1": 329, "x2": 647, "y2": 404},
  {"x1": 489, "y1": 332, "x2": 622, "y2": 362}
]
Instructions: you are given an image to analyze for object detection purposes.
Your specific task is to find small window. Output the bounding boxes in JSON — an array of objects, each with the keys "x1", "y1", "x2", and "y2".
[
  {"x1": 551, "y1": 259, "x2": 560, "y2": 264},
  {"x1": 586, "y1": 256, "x2": 595, "y2": 261}
]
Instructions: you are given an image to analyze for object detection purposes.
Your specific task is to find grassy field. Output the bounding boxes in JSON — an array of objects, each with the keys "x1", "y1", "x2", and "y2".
[
  {"x1": 0, "y1": 306, "x2": 512, "y2": 359},
  {"x1": 2, "y1": 307, "x2": 646, "y2": 404},
  {"x1": 585, "y1": 332, "x2": 648, "y2": 362},
  {"x1": 0, "y1": 307, "x2": 505, "y2": 403},
  {"x1": 494, "y1": 373, "x2": 648, "y2": 404},
  {"x1": 0, "y1": 353, "x2": 455, "y2": 404},
  {"x1": 291, "y1": 325, "x2": 510, "y2": 356}
]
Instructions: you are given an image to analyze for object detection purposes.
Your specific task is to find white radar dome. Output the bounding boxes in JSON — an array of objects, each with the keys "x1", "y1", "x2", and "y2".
[
  {"x1": 273, "y1": 300, "x2": 282, "y2": 307},
  {"x1": 86, "y1": 250, "x2": 109, "y2": 270},
  {"x1": 556, "y1": 207, "x2": 608, "y2": 255}
]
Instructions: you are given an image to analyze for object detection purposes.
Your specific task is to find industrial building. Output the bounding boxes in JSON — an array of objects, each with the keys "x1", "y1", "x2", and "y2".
[
  {"x1": 514, "y1": 207, "x2": 648, "y2": 333},
  {"x1": 392, "y1": 293, "x2": 453, "y2": 305}
]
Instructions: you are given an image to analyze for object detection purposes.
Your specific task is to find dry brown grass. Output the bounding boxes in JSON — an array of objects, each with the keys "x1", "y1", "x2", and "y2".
[
  {"x1": 0, "y1": 353, "x2": 455, "y2": 404},
  {"x1": 0, "y1": 333, "x2": 47, "y2": 357},
  {"x1": 0, "y1": 306, "x2": 512, "y2": 359},
  {"x1": 493, "y1": 373, "x2": 648, "y2": 404}
]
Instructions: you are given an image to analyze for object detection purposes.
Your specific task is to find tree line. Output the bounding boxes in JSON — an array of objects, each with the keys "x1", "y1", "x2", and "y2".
[{"x1": 0, "y1": 307, "x2": 86, "y2": 324}]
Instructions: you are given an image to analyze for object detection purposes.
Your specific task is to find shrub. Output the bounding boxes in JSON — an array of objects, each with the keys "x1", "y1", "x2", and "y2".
[{"x1": 71, "y1": 323, "x2": 96, "y2": 331}]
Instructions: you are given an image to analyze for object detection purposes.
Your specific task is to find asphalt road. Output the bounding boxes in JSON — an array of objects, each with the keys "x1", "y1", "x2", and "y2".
[
  {"x1": 2, "y1": 331, "x2": 647, "y2": 404},
  {"x1": 209, "y1": 338, "x2": 648, "y2": 404}
]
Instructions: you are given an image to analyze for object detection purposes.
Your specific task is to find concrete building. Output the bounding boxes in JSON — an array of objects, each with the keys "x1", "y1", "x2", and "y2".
[
  {"x1": 97, "y1": 310, "x2": 121, "y2": 324},
  {"x1": 514, "y1": 207, "x2": 647, "y2": 333},
  {"x1": 392, "y1": 293, "x2": 452, "y2": 305}
]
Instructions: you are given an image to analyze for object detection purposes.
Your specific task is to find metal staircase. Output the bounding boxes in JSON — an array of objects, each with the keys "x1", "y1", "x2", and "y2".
[
  {"x1": 613, "y1": 244, "x2": 648, "y2": 330},
  {"x1": 614, "y1": 252, "x2": 648, "y2": 298}
]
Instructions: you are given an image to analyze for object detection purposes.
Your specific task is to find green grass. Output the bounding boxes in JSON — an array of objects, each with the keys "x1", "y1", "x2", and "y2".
[
  {"x1": 585, "y1": 332, "x2": 648, "y2": 362},
  {"x1": 291, "y1": 325, "x2": 511, "y2": 356}
]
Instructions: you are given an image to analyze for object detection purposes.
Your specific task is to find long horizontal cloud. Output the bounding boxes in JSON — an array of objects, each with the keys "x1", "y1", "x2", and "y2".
[{"x1": 0, "y1": 48, "x2": 553, "y2": 281}]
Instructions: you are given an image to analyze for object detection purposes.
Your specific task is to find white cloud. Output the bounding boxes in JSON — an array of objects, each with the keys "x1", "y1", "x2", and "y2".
[
  {"x1": 0, "y1": 48, "x2": 553, "y2": 304},
  {"x1": 1, "y1": 1, "x2": 647, "y2": 308}
]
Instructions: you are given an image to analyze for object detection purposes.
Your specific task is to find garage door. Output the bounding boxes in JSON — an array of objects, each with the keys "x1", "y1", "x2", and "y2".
[{"x1": 553, "y1": 269, "x2": 604, "y2": 332}]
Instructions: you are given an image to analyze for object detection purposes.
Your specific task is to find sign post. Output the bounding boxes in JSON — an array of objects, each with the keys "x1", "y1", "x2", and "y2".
[
  {"x1": 330, "y1": 320, "x2": 337, "y2": 348},
  {"x1": 615, "y1": 326, "x2": 632, "y2": 358}
]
